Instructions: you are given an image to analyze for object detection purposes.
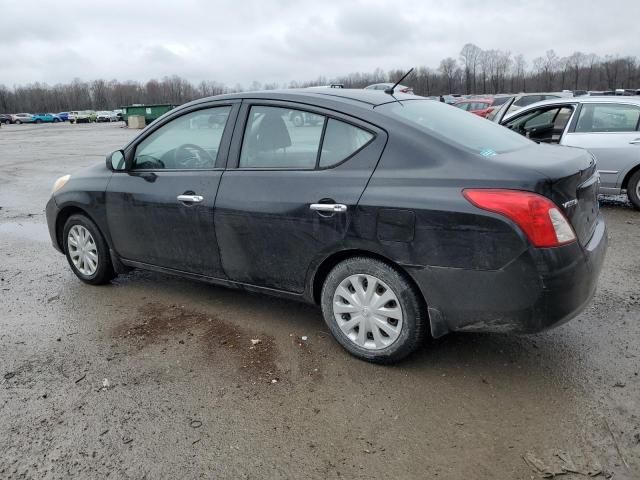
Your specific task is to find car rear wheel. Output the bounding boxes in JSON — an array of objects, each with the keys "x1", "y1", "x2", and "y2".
[
  {"x1": 62, "y1": 214, "x2": 116, "y2": 285},
  {"x1": 3, "y1": 120, "x2": 9, "y2": 125},
  {"x1": 35, "y1": 119, "x2": 42, "y2": 124},
  {"x1": 628, "y1": 170, "x2": 640, "y2": 210},
  {"x1": 320, "y1": 257, "x2": 427, "y2": 364},
  {"x1": 15, "y1": 120, "x2": 21, "y2": 124}
]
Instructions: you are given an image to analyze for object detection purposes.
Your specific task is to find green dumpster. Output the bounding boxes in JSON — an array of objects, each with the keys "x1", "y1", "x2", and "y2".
[{"x1": 121, "y1": 104, "x2": 177, "y2": 124}]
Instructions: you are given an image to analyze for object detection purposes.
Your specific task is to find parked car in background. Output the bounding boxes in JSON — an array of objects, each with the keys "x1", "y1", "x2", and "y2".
[
  {"x1": 96, "y1": 111, "x2": 118, "y2": 122},
  {"x1": 32, "y1": 113, "x2": 62, "y2": 123},
  {"x1": 11, "y1": 113, "x2": 35, "y2": 124},
  {"x1": 364, "y1": 83, "x2": 414, "y2": 94},
  {"x1": 488, "y1": 93, "x2": 569, "y2": 123},
  {"x1": 46, "y1": 89, "x2": 606, "y2": 363},
  {"x1": 441, "y1": 95, "x2": 459, "y2": 105},
  {"x1": 501, "y1": 96, "x2": 640, "y2": 209},
  {"x1": 0, "y1": 114, "x2": 12, "y2": 125},
  {"x1": 453, "y1": 96, "x2": 511, "y2": 118},
  {"x1": 70, "y1": 110, "x2": 97, "y2": 124},
  {"x1": 304, "y1": 84, "x2": 344, "y2": 90},
  {"x1": 57, "y1": 112, "x2": 70, "y2": 122},
  {"x1": 113, "y1": 109, "x2": 123, "y2": 121}
]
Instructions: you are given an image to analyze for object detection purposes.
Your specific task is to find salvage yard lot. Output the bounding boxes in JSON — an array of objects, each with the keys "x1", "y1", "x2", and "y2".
[{"x1": 1, "y1": 122, "x2": 639, "y2": 479}]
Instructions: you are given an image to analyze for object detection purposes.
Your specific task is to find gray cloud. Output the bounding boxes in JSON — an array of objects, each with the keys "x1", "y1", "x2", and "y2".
[{"x1": 1, "y1": 0, "x2": 638, "y2": 87}]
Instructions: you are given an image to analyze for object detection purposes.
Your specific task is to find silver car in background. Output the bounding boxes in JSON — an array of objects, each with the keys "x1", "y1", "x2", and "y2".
[
  {"x1": 364, "y1": 83, "x2": 414, "y2": 94},
  {"x1": 11, "y1": 113, "x2": 35, "y2": 124},
  {"x1": 488, "y1": 92, "x2": 573, "y2": 123},
  {"x1": 501, "y1": 96, "x2": 640, "y2": 209}
]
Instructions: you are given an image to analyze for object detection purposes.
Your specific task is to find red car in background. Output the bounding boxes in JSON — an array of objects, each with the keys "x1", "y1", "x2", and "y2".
[{"x1": 453, "y1": 96, "x2": 511, "y2": 118}]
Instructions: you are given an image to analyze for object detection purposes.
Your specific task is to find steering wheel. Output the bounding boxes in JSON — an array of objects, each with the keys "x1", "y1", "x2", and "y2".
[{"x1": 174, "y1": 144, "x2": 214, "y2": 168}]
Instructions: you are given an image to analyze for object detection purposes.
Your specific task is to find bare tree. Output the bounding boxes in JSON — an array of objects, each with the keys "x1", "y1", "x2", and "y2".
[
  {"x1": 439, "y1": 57, "x2": 457, "y2": 93},
  {"x1": 459, "y1": 43, "x2": 482, "y2": 94}
]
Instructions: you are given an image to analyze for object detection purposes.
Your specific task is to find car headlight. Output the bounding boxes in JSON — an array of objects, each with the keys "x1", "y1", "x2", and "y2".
[{"x1": 52, "y1": 174, "x2": 70, "y2": 194}]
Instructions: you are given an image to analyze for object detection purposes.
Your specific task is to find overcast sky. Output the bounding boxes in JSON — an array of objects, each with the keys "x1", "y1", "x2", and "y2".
[{"x1": 1, "y1": 0, "x2": 638, "y2": 87}]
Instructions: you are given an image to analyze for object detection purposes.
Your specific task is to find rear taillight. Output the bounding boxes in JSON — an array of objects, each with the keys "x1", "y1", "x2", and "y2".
[{"x1": 463, "y1": 189, "x2": 576, "y2": 248}]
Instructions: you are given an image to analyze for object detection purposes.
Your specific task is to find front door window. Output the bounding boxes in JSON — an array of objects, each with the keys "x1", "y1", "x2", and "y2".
[{"x1": 133, "y1": 106, "x2": 232, "y2": 170}]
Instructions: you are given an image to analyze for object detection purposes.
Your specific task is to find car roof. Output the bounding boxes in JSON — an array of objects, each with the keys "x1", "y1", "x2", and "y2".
[
  {"x1": 518, "y1": 95, "x2": 640, "y2": 107},
  {"x1": 183, "y1": 88, "x2": 419, "y2": 109},
  {"x1": 502, "y1": 95, "x2": 640, "y2": 122}
]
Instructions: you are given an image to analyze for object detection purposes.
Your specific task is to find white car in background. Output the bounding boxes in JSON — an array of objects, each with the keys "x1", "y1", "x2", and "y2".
[
  {"x1": 96, "y1": 111, "x2": 118, "y2": 122},
  {"x1": 501, "y1": 96, "x2": 640, "y2": 209}
]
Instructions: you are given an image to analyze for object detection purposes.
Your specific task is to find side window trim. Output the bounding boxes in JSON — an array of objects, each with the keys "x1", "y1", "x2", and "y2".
[
  {"x1": 314, "y1": 118, "x2": 329, "y2": 169},
  {"x1": 123, "y1": 102, "x2": 240, "y2": 171},
  {"x1": 228, "y1": 100, "x2": 378, "y2": 171}
]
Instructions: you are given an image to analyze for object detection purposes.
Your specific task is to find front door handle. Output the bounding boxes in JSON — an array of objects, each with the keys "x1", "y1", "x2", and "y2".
[
  {"x1": 177, "y1": 194, "x2": 204, "y2": 203},
  {"x1": 629, "y1": 139, "x2": 640, "y2": 145},
  {"x1": 310, "y1": 203, "x2": 347, "y2": 213}
]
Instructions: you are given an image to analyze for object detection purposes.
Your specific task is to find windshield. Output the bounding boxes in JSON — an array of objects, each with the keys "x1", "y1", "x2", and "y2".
[{"x1": 378, "y1": 100, "x2": 531, "y2": 155}]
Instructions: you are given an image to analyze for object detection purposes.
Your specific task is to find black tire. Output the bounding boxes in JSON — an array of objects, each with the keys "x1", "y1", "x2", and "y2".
[
  {"x1": 627, "y1": 170, "x2": 640, "y2": 211},
  {"x1": 320, "y1": 257, "x2": 427, "y2": 364},
  {"x1": 15, "y1": 120, "x2": 21, "y2": 124},
  {"x1": 35, "y1": 119, "x2": 42, "y2": 124},
  {"x1": 62, "y1": 214, "x2": 116, "y2": 285},
  {"x1": 3, "y1": 120, "x2": 9, "y2": 125},
  {"x1": 53, "y1": 118, "x2": 59, "y2": 123}
]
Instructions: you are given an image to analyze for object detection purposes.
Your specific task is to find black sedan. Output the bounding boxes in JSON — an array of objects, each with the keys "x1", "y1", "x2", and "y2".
[{"x1": 46, "y1": 89, "x2": 607, "y2": 363}]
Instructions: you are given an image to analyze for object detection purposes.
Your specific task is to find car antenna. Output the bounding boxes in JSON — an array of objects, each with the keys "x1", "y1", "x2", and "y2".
[{"x1": 384, "y1": 68, "x2": 414, "y2": 95}]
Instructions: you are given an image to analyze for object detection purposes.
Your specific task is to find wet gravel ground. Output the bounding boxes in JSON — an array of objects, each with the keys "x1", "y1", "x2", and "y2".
[{"x1": 0, "y1": 122, "x2": 639, "y2": 479}]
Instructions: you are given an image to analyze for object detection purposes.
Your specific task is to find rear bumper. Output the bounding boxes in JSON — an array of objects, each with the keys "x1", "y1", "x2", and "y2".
[{"x1": 408, "y1": 215, "x2": 608, "y2": 336}]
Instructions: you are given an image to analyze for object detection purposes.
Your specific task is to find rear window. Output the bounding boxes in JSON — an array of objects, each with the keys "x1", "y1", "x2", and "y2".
[{"x1": 378, "y1": 100, "x2": 531, "y2": 155}]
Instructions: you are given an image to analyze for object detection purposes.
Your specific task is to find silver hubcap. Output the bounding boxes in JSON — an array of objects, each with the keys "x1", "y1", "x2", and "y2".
[
  {"x1": 67, "y1": 225, "x2": 98, "y2": 276},
  {"x1": 333, "y1": 274, "x2": 403, "y2": 350}
]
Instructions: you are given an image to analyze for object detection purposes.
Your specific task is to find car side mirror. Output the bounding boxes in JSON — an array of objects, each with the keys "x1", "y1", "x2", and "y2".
[{"x1": 107, "y1": 150, "x2": 126, "y2": 171}]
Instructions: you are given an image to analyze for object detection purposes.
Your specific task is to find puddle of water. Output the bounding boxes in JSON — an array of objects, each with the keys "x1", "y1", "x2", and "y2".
[{"x1": 0, "y1": 221, "x2": 50, "y2": 242}]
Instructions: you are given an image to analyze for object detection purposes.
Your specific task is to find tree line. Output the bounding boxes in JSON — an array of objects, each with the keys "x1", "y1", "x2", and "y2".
[{"x1": 1, "y1": 44, "x2": 638, "y2": 113}]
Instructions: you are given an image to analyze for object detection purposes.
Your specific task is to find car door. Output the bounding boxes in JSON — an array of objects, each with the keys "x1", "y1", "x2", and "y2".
[
  {"x1": 105, "y1": 102, "x2": 239, "y2": 277},
  {"x1": 214, "y1": 101, "x2": 387, "y2": 293},
  {"x1": 502, "y1": 104, "x2": 576, "y2": 144},
  {"x1": 561, "y1": 102, "x2": 640, "y2": 190}
]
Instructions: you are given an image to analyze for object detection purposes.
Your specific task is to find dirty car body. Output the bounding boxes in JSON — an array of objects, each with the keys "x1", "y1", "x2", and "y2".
[{"x1": 46, "y1": 89, "x2": 607, "y2": 362}]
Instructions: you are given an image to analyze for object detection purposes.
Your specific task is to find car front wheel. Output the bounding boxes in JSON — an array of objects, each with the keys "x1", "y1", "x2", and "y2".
[
  {"x1": 62, "y1": 214, "x2": 116, "y2": 285},
  {"x1": 627, "y1": 170, "x2": 640, "y2": 210},
  {"x1": 321, "y1": 257, "x2": 427, "y2": 364}
]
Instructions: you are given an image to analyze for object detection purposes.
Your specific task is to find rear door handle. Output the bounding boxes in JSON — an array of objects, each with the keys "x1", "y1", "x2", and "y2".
[
  {"x1": 177, "y1": 194, "x2": 204, "y2": 203},
  {"x1": 310, "y1": 203, "x2": 347, "y2": 213}
]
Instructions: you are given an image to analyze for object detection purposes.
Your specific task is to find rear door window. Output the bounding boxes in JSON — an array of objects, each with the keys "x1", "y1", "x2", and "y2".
[
  {"x1": 239, "y1": 106, "x2": 323, "y2": 168},
  {"x1": 575, "y1": 103, "x2": 640, "y2": 133},
  {"x1": 239, "y1": 105, "x2": 375, "y2": 169}
]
